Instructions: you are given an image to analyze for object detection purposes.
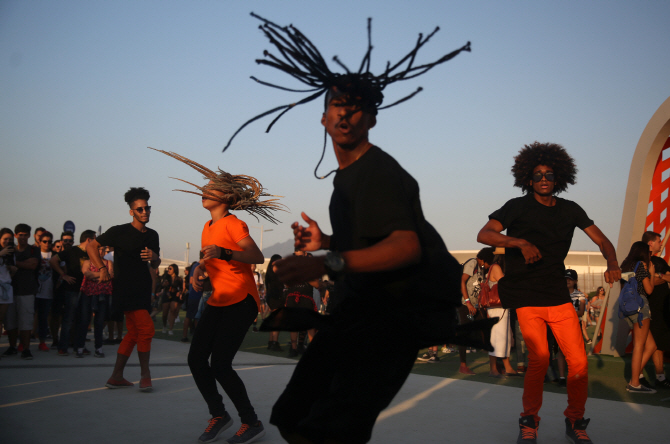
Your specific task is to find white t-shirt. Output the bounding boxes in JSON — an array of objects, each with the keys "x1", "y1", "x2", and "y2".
[
  {"x1": 570, "y1": 289, "x2": 586, "y2": 313},
  {"x1": 35, "y1": 251, "x2": 54, "y2": 299}
]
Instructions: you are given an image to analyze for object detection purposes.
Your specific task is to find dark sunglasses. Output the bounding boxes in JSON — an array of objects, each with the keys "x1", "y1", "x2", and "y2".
[
  {"x1": 62, "y1": 239, "x2": 74, "y2": 243},
  {"x1": 532, "y1": 171, "x2": 555, "y2": 183},
  {"x1": 133, "y1": 206, "x2": 152, "y2": 213},
  {"x1": 41, "y1": 240, "x2": 52, "y2": 244}
]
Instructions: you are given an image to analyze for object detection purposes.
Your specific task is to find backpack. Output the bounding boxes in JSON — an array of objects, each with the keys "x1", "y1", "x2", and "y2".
[{"x1": 618, "y1": 262, "x2": 645, "y2": 327}]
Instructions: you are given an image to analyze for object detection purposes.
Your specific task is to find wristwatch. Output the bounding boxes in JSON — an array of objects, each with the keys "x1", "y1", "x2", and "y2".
[{"x1": 323, "y1": 252, "x2": 345, "y2": 279}]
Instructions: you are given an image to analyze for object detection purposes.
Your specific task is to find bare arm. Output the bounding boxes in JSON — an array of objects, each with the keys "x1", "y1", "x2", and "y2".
[
  {"x1": 477, "y1": 219, "x2": 541, "y2": 264},
  {"x1": 16, "y1": 256, "x2": 38, "y2": 270},
  {"x1": 201, "y1": 235, "x2": 264, "y2": 265},
  {"x1": 578, "y1": 298, "x2": 586, "y2": 318},
  {"x1": 489, "y1": 263, "x2": 504, "y2": 281},
  {"x1": 82, "y1": 259, "x2": 99, "y2": 282},
  {"x1": 460, "y1": 272, "x2": 476, "y2": 315},
  {"x1": 49, "y1": 253, "x2": 76, "y2": 285},
  {"x1": 583, "y1": 225, "x2": 621, "y2": 285},
  {"x1": 641, "y1": 262, "x2": 655, "y2": 295},
  {"x1": 273, "y1": 230, "x2": 421, "y2": 286}
]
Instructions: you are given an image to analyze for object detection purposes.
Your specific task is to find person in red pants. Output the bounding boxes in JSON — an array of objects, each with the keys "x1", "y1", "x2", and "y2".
[{"x1": 477, "y1": 142, "x2": 620, "y2": 444}]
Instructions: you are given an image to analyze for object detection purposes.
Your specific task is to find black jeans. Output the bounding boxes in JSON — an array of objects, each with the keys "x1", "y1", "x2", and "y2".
[{"x1": 188, "y1": 295, "x2": 258, "y2": 424}]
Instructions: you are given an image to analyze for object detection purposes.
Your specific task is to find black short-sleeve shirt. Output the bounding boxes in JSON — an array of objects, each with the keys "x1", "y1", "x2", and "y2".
[
  {"x1": 54, "y1": 246, "x2": 89, "y2": 293},
  {"x1": 96, "y1": 223, "x2": 160, "y2": 312},
  {"x1": 328, "y1": 146, "x2": 460, "y2": 311},
  {"x1": 12, "y1": 245, "x2": 41, "y2": 295},
  {"x1": 489, "y1": 194, "x2": 594, "y2": 309}
]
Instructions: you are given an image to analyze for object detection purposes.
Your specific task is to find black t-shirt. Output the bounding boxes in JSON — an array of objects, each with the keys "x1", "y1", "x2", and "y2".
[
  {"x1": 328, "y1": 145, "x2": 461, "y2": 312},
  {"x1": 285, "y1": 281, "x2": 314, "y2": 298},
  {"x1": 489, "y1": 194, "x2": 594, "y2": 309},
  {"x1": 12, "y1": 245, "x2": 41, "y2": 295},
  {"x1": 96, "y1": 223, "x2": 160, "y2": 312},
  {"x1": 54, "y1": 246, "x2": 88, "y2": 293}
]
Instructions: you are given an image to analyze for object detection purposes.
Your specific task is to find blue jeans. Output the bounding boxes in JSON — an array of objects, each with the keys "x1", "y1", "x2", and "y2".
[
  {"x1": 91, "y1": 293, "x2": 110, "y2": 349},
  {"x1": 59, "y1": 291, "x2": 81, "y2": 353}
]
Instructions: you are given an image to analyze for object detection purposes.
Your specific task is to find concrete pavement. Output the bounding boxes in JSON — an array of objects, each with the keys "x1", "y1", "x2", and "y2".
[{"x1": 1, "y1": 337, "x2": 667, "y2": 443}]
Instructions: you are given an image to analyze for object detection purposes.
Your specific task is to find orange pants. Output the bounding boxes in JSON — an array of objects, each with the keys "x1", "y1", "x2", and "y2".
[
  {"x1": 118, "y1": 309, "x2": 155, "y2": 356},
  {"x1": 516, "y1": 303, "x2": 588, "y2": 423}
]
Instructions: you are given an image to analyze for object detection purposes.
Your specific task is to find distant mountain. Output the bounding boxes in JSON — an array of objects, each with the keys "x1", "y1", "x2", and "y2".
[{"x1": 262, "y1": 238, "x2": 295, "y2": 258}]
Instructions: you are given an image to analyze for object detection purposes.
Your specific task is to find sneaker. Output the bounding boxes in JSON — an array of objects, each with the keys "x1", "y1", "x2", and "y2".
[
  {"x1": 252, "y1": 326, "x2": 258, "y2": 332},
  {"x1": 94, "y1": 350, "x2": 105, "y2": 358},
  {"x1": 565, "y1": 417, "x2": 593, "y2": 444},
  {"x1": 181, "y1": 337, "x2": 189, "y2": 343},
  {"x1": 105, "y1": 378, "x2": 134, "y2": 388},
  {"x1": 517, "y1": 415, "x2": 538, "y2": 444},
  {"x1": 226, "y1": 421, "x2": 265, "y2": 444},
  {"x1": 585, "y1": 339, "x2": 592, "y2": 345},
  {"x1": 38, "y1": 342, "x2": 49, "y2": 352},
  {"x1": 417, "y1": 352, "x2": 432, "y2": 361},
  {"x1": 198, "y1": 413, "x2": 233, "y2": 443},
  {"x1": 626, "y1": 383, "x2": 657, "y2": 394},
  {"x1": 269, "y1": 341, "x2": 283, "y2": 352},
  {"x1": 655, "y1": 378, "x2": 670, "y2": 389},
  {"x1": 139, "y1": 377, "x2": 152, "y2": 392},
  {"x1": 58, "y1": 350, "x2": 69, "y2": 356},
  {"x1": 175, "y1": 315, "x2": 180, "y2": 323},
  {"x1": 168, "y1": 330, "x2": 174, "y2": 336},
  {"x1": 17, "y1": 343, "x2": 24, "y2": 352},
  {"x1": 427, "y1": 354, "x2": 440, "y2": 363},
  {"x1": 75, "y1": 350, "x2": 84, "y2": 358},
  {"x1": 558, "y1": 377, "x2": 567, "y2": 388},
  {"x1": 162, "y1": 327, "x2": 167, "y2": 334},
  {"x1": 3, "y1": 346, "x2": 18, "y2": 356},
  {"x1": 21, "y1": 350, "x2": 33, "y2": 360}
]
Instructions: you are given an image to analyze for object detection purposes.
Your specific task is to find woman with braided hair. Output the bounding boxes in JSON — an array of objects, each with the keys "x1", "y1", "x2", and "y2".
[{"x1": 151, "y1": 149, "x2": 285, "y2": 444}]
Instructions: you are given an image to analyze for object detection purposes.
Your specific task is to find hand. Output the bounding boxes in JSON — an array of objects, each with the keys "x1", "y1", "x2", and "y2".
[
  {"x1": 273, "y1": 255, "x2": 326, "y2": 286},
  {"x1": 519, "y1": 240, "x2": 542, "y2": 264},
  {"x1": 192, "y1": 266, "x2": 205, "y2": 292},
  {"x1": 62, "y1": 274, "x2": 76, "y2": 285},
  {"x1": 201, "y1": 245, "x2": 222, "y2": 261},
  {"x1": 465, "y1": 300, "x2": 476, "y2": 315},
  {"x1": 292, "y1": 212, "x2": 325, "y2": 252},
  {"x1": 0, "y1": 246, "x2": 13, "y2": 257},
  {"x1": 141, "y1": 247, "x2": 158, "y2": 262},
  {"x1": 98, "y1": 268, "x2": 111, "y2": 283},
  {"x1": 604, "y1": 262, "x2": 621, "y2": 286}
]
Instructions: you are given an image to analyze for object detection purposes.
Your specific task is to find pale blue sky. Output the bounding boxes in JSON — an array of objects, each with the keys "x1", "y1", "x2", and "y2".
[{"x1": 1, "y1": 1, "x2": 669, "y2": 261}]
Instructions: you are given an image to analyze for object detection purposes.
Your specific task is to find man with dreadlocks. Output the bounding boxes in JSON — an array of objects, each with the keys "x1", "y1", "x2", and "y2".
[
  {"x1": 477, "y1": 142, "x2": 621, "y2": 444},
  {"x1": 150, "y1": 148, "x2": 284, "y2": 444},
  {"x1": 219, "y1": 14, "x2": 471, "y2": 444}
]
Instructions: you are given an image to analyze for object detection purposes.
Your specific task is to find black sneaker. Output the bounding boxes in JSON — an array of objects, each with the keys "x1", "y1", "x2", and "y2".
[
  {"x1": 288, "y1": 347, "x2": 298, "y2": 358},
  {"x1": 269, "y1": 341, "x2": 283, "y2": 352},
  {"x1": 198, "y1": 413, "x2": 233, "y2": 443},
  {"x1": 2, "y1": 346, "x2": 18, "y2": 356},
  {"x1": 21, "y1": 350, "x2": 33, "y2": 360},
  {"x1": 517, "y1": 415, "x2": 538, "y2": 444},
  {"x1": 417, "y1": 352, "x2": 432, "y2": 361},
  {"x1": 565, "y1": 417, "x2": 593, "y2": 444},
  {"x1": 558, "y1": 377, "x2": 567, "y2": 388},
  {"x1": 226, "y1": 421, "x2": 265, "y2": 444},
  {"x1": 626, "y1": 383, "x2": 656, "y2": 394},
  {"x1": 181, "y1": 337, "x2": 190, "y2": 343},
  {"x1": 94, "y1": 350, "x2": 105, "y2": 358},
  {"x1": 655, "y1": 378, "x2": 670, "y2": 389}
]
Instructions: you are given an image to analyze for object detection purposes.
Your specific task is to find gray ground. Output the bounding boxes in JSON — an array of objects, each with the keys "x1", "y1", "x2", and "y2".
[{"x1": 1, "y1": 337, "x2": 667, "y2": 444}]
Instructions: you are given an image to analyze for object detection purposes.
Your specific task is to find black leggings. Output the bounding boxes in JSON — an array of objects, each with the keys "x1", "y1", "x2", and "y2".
[{"x1": 188, "y1": 295, "x2": 258, "y2": 424}]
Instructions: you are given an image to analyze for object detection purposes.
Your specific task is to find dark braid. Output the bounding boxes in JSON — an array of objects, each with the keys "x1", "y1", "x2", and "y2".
[{"x1": 224, "y1": 13, "x2": 471, "y2": 178}]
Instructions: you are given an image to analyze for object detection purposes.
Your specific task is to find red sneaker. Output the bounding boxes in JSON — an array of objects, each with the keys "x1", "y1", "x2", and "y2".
[
  {"x1": 139, "y1": 378, "x2": 152, "y2": 392},
  {"x1": 105, "y1": 378, "x2": 134, "y2": 389},
  {"x1": 17, "y1": 343, "x2": 24, "y2": 352},
  {"x1": 38, "y1": 342, "x2": 49, "y2": 352}
]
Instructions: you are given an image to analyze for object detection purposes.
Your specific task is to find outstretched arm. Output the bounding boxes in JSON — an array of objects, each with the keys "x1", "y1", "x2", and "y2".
[
  {"x1": 477, "y1": 219, "x2": 542, "y2": 264},
  {"x1": 583, "y1": 225, "x2": 621, "y2": 285},
  {"x1": 273, "y1": 229, "x2": 421, "y2": 286}
]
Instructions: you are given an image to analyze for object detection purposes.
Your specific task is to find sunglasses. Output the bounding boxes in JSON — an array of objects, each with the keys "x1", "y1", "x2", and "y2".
[
  {"x1": 532, "y1": 171, "x2": 555, "y2": 183},
  {"x1": 41, "y1": 240, "x2": 52, "y2": 244},
  {"x1": 62, "y1": 239, "x2": 74, "y2": 243},
  {"x1": 133, "y1": 206, "x2": 152, "y2": 213}
]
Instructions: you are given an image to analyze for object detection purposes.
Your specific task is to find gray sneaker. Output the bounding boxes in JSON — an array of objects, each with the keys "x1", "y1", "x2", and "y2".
[
  {"x1": 226, "y1": 421, "x2": 265, "y2": 444},
  {"x1": 626, "y1": 383, "x2": 657, "y2": 394},
  {"x1": 198, "y1": 413, "x2": 233, "y2": 443}
]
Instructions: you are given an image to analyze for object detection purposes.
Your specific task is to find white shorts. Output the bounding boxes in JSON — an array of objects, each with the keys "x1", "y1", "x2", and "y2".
[{"x1": 488, "y1": 307, "x2": 512, "y2": 358}]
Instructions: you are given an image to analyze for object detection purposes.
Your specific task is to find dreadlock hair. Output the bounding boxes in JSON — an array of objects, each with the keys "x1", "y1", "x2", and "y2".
[
  {"x1": 512, "y1": 142, "x2": 577, "y2": 195},
  {"x1": 149, "y1": 148, "x2": 286, "y2": 224},
  {"x1": 223, "y1": 13, "x2": 471, "y2": 178}
]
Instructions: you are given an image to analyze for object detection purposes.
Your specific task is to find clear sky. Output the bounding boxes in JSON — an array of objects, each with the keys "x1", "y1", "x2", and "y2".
[{"x1": 2, "y1": 0, "x2": 669, "y2": 262}]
